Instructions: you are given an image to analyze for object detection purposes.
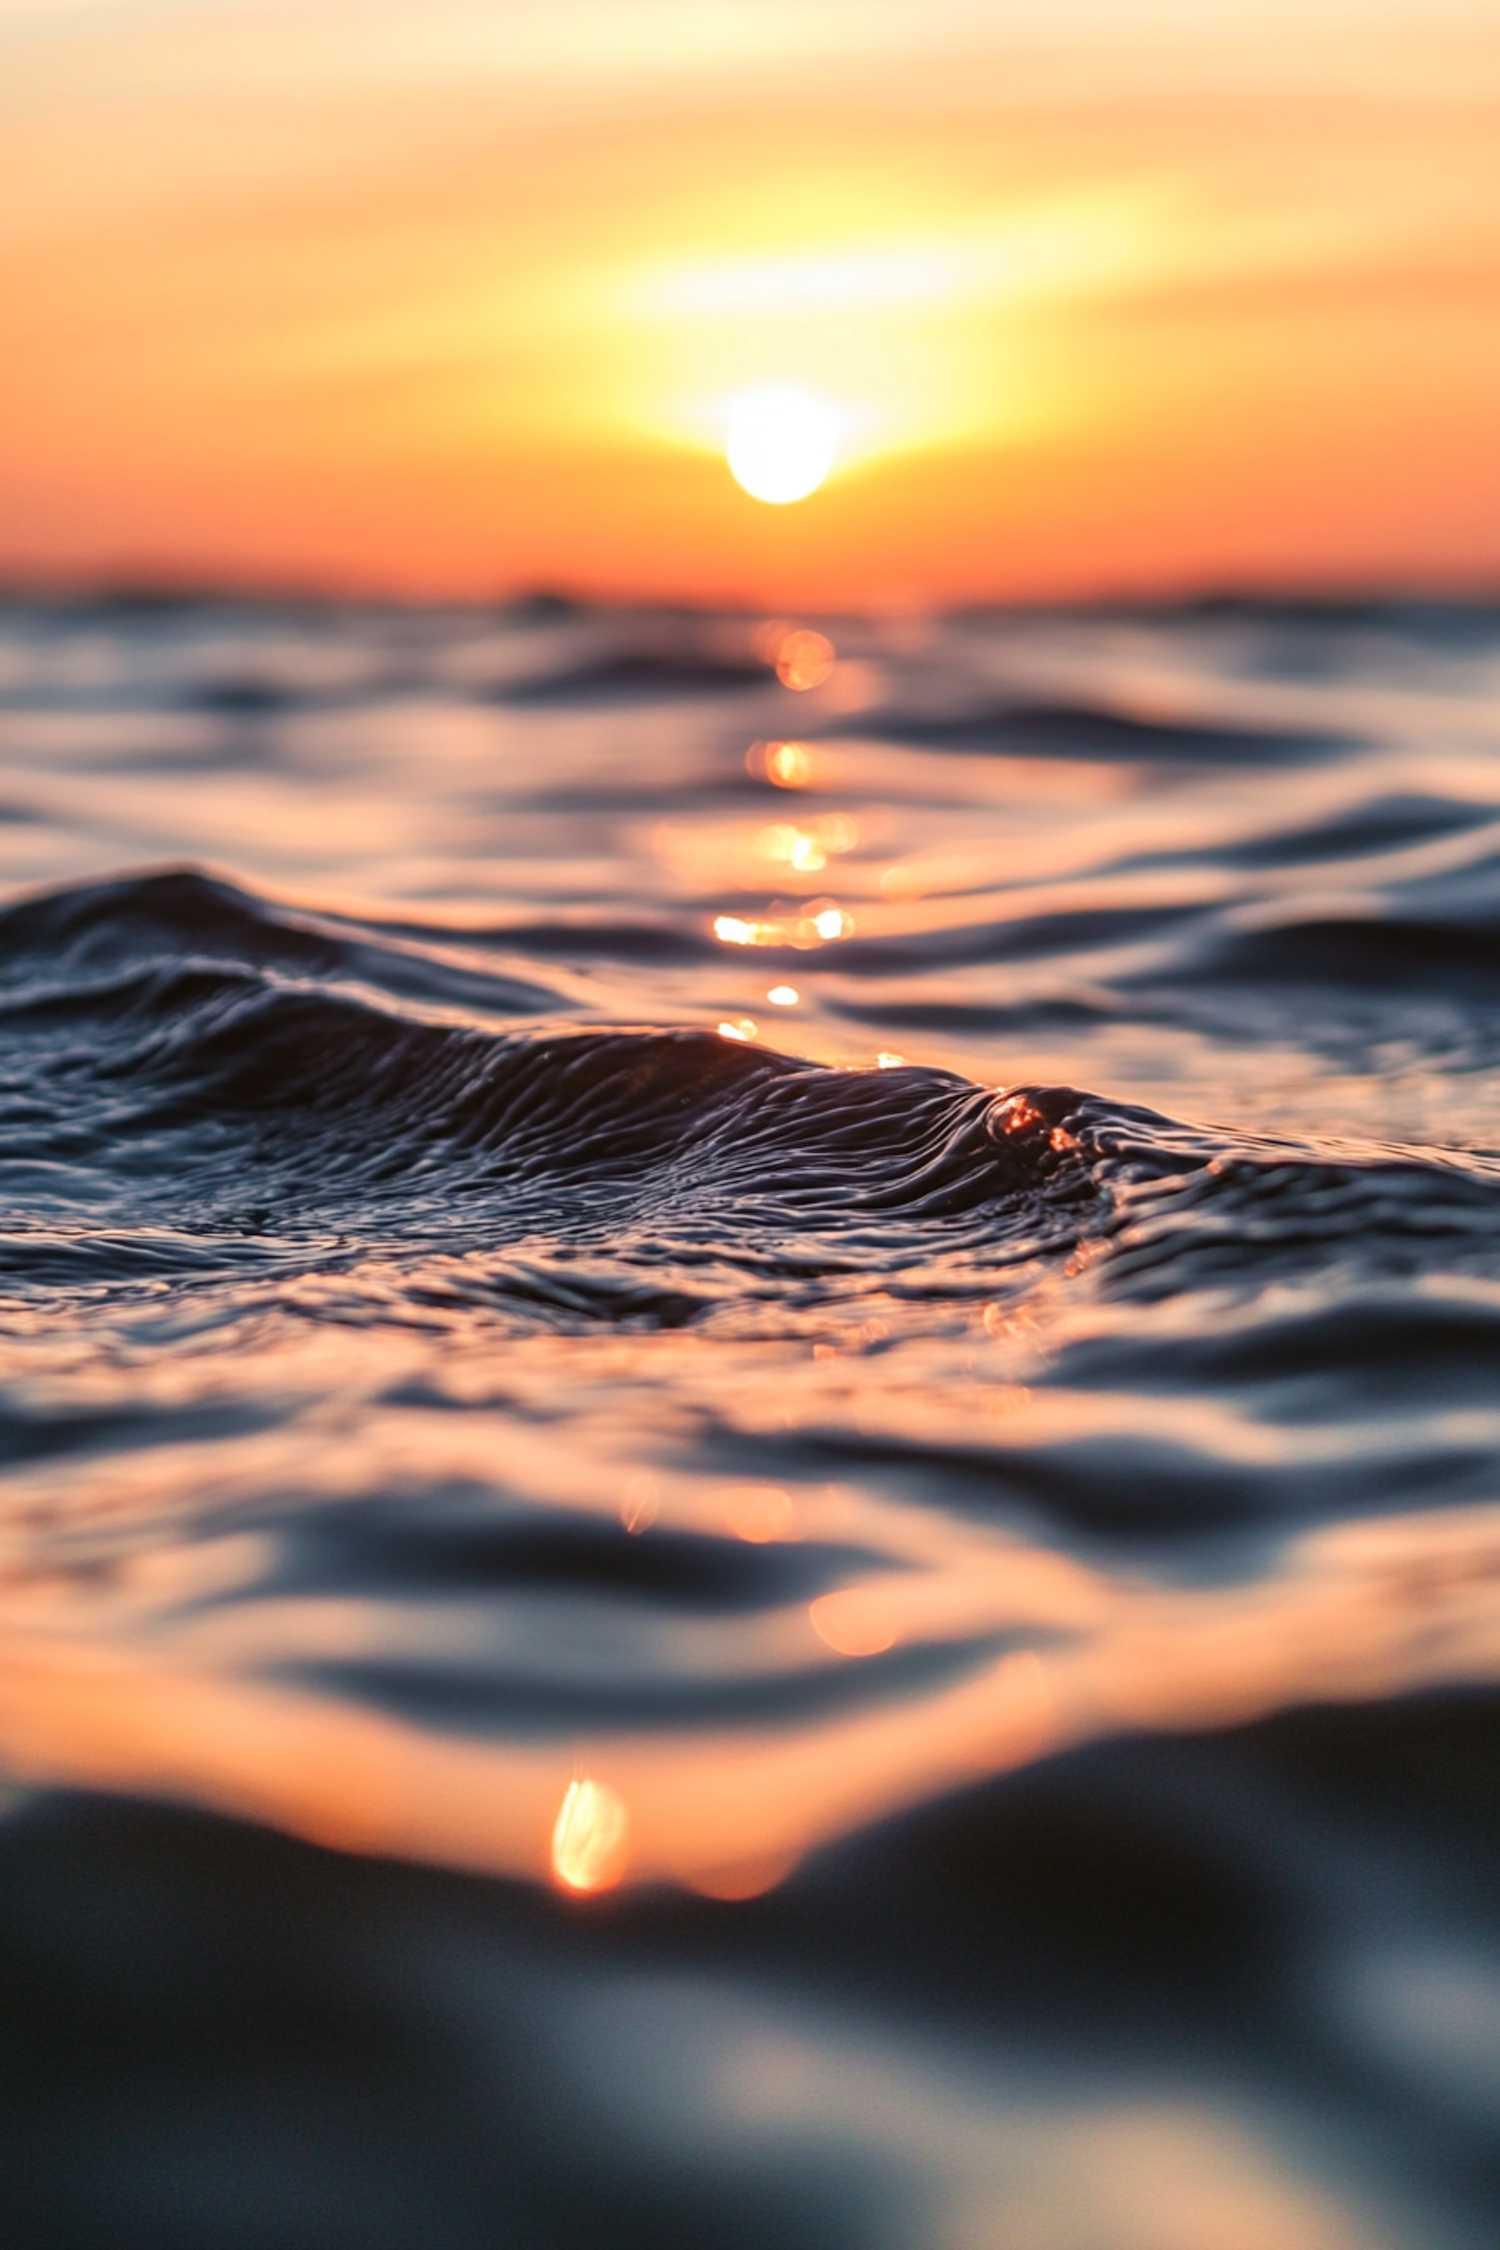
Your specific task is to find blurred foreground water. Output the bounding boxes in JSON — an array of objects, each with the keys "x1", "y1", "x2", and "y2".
[{"x1": 1, "y1": 592, "x2": 1500, "y2": 2245}]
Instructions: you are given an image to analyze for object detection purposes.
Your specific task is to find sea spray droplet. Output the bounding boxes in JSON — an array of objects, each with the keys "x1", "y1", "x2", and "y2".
[{"x1": 550, "y1": 1777, "x2": 630, "y2": 1893}]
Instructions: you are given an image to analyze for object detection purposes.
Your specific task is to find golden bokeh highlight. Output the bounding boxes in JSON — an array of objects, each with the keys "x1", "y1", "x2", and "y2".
[
  {"x1": 747, "y1": 742, "x2": 815, "y2": 790},
  {"x1": 772, "y1": 631, "x2": 837, "y2": 692},
  {"x1": 713, "y1": 905, "x2": 854, "y2": 949},
  {"x1": 757, "y1": 813, "x2": 859, "y2": 874},
  {"x1": 551, "y1": 1777, "x2": 631, "y2": 1893}
]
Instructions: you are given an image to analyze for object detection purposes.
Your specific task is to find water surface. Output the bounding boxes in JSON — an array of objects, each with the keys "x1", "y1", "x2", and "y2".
[{"x1": 2, "y1": 594, "x2": 1500, "y2": 2246}]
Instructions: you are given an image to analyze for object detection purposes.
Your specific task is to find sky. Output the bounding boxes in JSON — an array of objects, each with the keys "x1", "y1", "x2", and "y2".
[{"x1": 2, "y1": 0, "x2": 1498, "y2": 606}]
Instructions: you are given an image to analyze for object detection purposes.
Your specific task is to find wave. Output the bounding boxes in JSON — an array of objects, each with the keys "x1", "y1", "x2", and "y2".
[
  {"x1": 3, "y1": 870, "x2": 1500, "y2": 1325},
  {"x1": 0, "y1": 864, "x2": 1498, "y2": 1912},
  {"x1": 494, "y1": 648, "x2": 771, "y2": 704},
  {"x1": 825, "y1": 695, "x2": 1348, "y2": 764},
  {"x1": 10, "y1": 601, "x2": 1500, "y2": 2250}
]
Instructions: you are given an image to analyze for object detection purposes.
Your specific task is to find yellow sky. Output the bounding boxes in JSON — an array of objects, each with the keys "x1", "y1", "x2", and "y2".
[{"x1": 3, "y1": 0, "x2": 1498, "y2": 603}]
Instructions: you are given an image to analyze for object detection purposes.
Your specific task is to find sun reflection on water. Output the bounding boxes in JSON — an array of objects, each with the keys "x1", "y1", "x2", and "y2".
[
  {"x1": 757, "y1": 813, "x2": 859, "y2": 873},
  {"x1": 748, "y1": 740, "x2": 815, "y2": 788},
  {"x1": 551, "y1": 1776, "x2": 631, "y2": 1894},
  {"x1": 772, "y1": 629, "x2": 837, "y2": 691},
  {"x1": 713, "y1": 904, "x2": 854, "y2": 948}
]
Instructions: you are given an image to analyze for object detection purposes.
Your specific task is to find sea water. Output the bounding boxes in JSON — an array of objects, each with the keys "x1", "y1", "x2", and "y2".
[{"x1": 1, "y1": 593, "x2": 1499, "y2": 2246}]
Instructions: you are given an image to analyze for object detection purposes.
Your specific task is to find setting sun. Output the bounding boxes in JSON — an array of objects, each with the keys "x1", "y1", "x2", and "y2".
[
  {"x1": 725, "y1": 385, "x2": 839, "y2": 505},
  {"x1": 1, "y1": 1, "x2": 1496, "y2": 600}
]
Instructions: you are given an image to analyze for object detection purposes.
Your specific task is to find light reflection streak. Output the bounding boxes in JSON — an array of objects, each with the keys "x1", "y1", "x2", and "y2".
[
  {"x1": 712, "y1": 905, "x2": 854, "y2": 948},
  {"x1": 652, "y1": 809, "x2": 871, "y2": 900},
  {"x1": 760, "y1": 825, "x2": 827, "y2": 873},
  {"x1": 1, "y1": 1486, "x2": 1498, "y2": 1897},
  {"x1": 758, "y1": 813, "x2": 859, "y2": 874},
  {"x1": 2, "y1": 1260, "x2": 1500, "y2": 1904},
  {"x1": 620, "y1": 1471, "x2": 660, "y2": 1534},
  {"x1": 551, "y1": 1776, "x2": 630, "y2": 1893},
  {"x1": 747, "y1": 740, "x2": 814, "y2": 788}
]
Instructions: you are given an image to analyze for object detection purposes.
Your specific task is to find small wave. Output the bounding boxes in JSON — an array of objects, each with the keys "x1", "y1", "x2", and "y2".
[
  {"x1": 7, "y1": 872, "x2": 1500, "y2": 1327},
  {"x1": 495, "y1": 649, "x2": 769, "y2": 705},
  {"x1": 825, "y1": 695, "x2": 1346, "y2": 764},
  {"x1": 0, "y1": 874, "x2": 1103, "y2": 1285},
  {"x1": 1178, "y1": 912, "x2": 1500, "y2": 991},
  {"x1": 7, "y1": 857, "x2": 1500, "y2": 1908},
  {"x1": 0, "y1": 868, "x2": 570, "y2": 1016}
]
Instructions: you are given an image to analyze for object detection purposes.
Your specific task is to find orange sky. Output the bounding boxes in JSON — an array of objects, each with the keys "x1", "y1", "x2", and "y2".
[{"x1": 3, "y1": 0, "x2": 1498, "y2": 605}]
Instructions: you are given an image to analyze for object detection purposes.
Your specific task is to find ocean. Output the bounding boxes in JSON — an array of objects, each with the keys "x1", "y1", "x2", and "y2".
[{"x1": 1, "y1": 591, "x2": 1498, "y2": 2246}]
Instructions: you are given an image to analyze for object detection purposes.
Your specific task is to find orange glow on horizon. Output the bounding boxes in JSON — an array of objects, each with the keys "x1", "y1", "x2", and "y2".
[{"x1": 1, "y1": 1, "x2": 1497, "y2": 602}]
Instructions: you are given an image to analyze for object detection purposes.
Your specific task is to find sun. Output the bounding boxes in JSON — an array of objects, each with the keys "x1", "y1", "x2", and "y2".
[{"x1": 725, "y1": 385, "x2": 838, "y2": 505}]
